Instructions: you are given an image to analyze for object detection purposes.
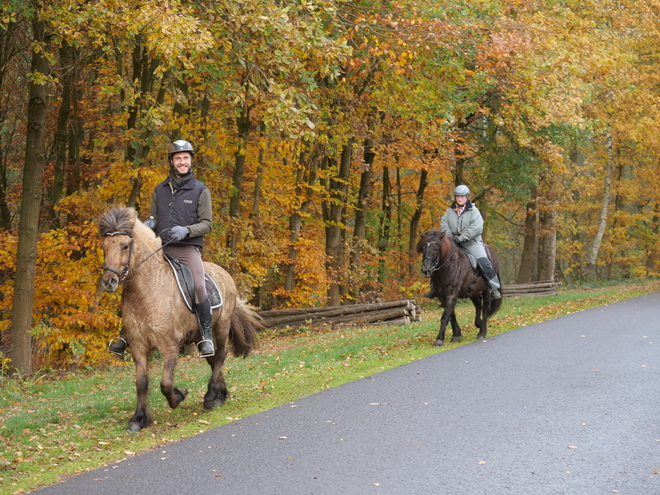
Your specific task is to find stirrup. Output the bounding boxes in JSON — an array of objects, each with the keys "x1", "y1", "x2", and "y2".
[
  {"x1": 108, "y1": 337, "x2": 127, "y2": 358},
  {"x1": 197, "y1": 339, "x2": 215, "y2": 358}
]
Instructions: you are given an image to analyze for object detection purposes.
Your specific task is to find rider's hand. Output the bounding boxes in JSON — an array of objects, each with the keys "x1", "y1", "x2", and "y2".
[
  {"x1": 170, "y1": 225, "x2": 189, "y2": 241},
  {"x1": 144, "y1": 218, "x2": 155, "y2": 230}
]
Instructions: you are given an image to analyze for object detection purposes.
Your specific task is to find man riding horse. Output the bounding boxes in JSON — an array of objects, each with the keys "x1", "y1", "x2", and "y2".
[
  {"x1": 425, "y1": 184, "x2": 501, "y2": 300},
  {"x1": 108, "y1": 140, "x2": 216, "y2": 358}
]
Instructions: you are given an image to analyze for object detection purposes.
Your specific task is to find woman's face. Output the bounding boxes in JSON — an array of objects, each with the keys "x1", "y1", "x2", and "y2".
[{"x1": 455, "y1": 195, "x2": 468, "y2": 206}]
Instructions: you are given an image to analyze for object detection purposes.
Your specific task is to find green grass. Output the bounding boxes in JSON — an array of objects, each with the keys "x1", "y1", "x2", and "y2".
[{"x1": 1, "y1": 280, "x2": 658, "y2": 494}]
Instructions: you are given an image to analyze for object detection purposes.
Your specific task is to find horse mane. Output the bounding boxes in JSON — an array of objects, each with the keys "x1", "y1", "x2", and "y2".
[
  {"x1": 99, "y1": 206, "x2": 161, "y2": 250},
  {"x1": 416, "y1": 229, "x2": 452, "y2": 260}
]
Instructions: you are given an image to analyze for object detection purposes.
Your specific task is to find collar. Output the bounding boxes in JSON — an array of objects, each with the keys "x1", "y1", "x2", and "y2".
[{"x1": 451, "y1": 199, "x2": 473, "y2": 211}]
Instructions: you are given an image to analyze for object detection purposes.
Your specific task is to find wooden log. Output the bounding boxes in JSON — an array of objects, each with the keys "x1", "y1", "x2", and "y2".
[
  {"x1": 258, "y1": 299, "x2": 413, "y2": 318},
  {"x1": 502, "y1": 281, "x2": 560, "y2": 290},
  {"x1": 266, "y1": 307, "x2": 409, "y2": 329},
  {"x1": 260, "y1": 306, "x2": 404, "y2": 328}
]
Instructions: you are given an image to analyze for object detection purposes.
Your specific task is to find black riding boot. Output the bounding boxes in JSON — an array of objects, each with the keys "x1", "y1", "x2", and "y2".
[
  {"x1": 108, "y1": 330, "x2": 128, "y2": 358},
  {"x1": 477, "y1": 257, "x2": 502, "y2": 300},
  {"x1": 196, "y1": 298, "x2": 215, "y2": 358}
]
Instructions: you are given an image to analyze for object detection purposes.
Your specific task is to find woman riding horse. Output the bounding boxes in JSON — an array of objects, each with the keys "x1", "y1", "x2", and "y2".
[{"x1": 425, "y1": 184, "x2": 501, "y2": 300}]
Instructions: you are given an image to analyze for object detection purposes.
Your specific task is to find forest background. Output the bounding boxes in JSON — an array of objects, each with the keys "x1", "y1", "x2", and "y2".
[{"x1": 2, "y1": 0, "x2": 660, "y2": 375}]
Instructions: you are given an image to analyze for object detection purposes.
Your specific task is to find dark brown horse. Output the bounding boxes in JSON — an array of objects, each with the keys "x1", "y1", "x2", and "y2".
[
  {"x1": 416, "y1": 229, "x2": 502, "y2": 347},
  {"x1": 99, "y1": 207, "x2": 261, "y2": 431}
]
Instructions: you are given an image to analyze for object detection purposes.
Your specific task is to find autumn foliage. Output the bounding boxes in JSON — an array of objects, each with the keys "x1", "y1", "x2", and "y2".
[{"x1": 2, "y1": 0, "x2": 660, "y2": 370}]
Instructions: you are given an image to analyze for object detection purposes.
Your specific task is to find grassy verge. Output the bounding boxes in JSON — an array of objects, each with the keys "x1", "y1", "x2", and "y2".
[{"x1": 1, "y1": 280, "x2": 658, "y2": 494}]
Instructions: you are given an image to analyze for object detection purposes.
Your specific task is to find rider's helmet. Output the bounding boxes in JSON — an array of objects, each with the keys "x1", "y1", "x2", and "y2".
[
  {"x1": 453, "y1": 184, "x2": 470, "y2": 197},
  {"x1": 168, "y1": 140, "x2": 195, "y2": 163}
]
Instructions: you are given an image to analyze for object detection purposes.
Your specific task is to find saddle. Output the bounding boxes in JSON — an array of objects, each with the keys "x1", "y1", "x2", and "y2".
[
  {"x1": 164, "y1": 254, "x2": 224, "y2": 313},
  {"x1": 463, "y1": 249, "x2": 479, "y2": 273}
]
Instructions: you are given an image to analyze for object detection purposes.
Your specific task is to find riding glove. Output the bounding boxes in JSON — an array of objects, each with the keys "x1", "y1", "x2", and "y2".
[
  {"x1": 144, "y1": 218, "x2": 155, "y2": 230},
  {"x1": 170, "y1": 225, "x2": 189, "y2": 241}
]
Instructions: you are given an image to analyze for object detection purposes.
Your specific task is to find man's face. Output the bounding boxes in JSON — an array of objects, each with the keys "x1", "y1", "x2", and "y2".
[
  {"x1": 171, "y1": 152, "x2": 192, "y2": 175},
  {"x1": 455, "y1": 195, "x2": 468, "y2": 206}
]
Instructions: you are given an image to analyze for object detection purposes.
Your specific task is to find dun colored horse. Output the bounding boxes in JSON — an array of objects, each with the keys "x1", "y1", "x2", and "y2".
[
  {"x1": 99, "y1": 207, "x2": 261, "y2": 431},
  {"x1": 416, "y1": 229, "x2": 502, "y2": 347}
]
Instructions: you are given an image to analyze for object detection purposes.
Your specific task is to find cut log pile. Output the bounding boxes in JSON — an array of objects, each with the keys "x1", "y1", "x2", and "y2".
[
  {"x1": 501, "y1": 280, "x2": 561, "y2": 297},
  {"x1": 258, "y1": 300, "x2": 421, "y2": 329}
]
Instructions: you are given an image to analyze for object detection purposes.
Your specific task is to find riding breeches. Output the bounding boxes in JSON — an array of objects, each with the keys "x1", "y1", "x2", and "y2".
[
  {"x1": 463, "y1": 242, "x2": 500, "y2": 291},
  {"x1": 163, "y1": 245, "x2": 207, "y2": 303}
]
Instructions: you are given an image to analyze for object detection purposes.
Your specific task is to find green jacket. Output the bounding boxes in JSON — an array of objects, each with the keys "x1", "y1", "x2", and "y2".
[{"x1": 440, "y1": 200, "x2": 484, "y2": 248}]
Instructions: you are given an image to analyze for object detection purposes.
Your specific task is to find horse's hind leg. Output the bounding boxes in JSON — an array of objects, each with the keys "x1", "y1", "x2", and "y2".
[
  {"x1": 127, "y1": 352, "x2": 152, "y2": 432},
  {"x1": 477, "y1": 295, "x2": 491, "y2": 340},
  {"x1": 203, "y1": 322, "x2": 229, "y2": 410},
  {"x1": 472, "y1": 296, "x2": 483, "y2": 328},
  {"x1": 160, "y1": 349, "x2": 188, "y2": 409}
]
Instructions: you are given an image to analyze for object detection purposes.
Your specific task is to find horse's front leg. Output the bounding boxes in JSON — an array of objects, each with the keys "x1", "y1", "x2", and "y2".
[
  {"x1": 449, "y1": 310, "x2": 462, "y2": 343},
  {"x1": 127, "y1": 352, "x2": 151, "y2": 432},
  {"x1": 160, "y1": 348, "x2": 188, "y2": 409},
  {"x1": 435, "y1": 296, "x2": 458, "y2": 347}
]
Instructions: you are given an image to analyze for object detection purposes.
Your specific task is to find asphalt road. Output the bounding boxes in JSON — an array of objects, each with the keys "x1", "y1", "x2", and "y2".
[{"x1": 33, "y1": 293, "x2": 660, "y2": 494}]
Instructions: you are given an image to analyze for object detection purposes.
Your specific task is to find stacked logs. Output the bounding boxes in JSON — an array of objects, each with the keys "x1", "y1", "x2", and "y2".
[
  {"x1": 501, "y1": 280, "x2": 561, "y2": 297},
  {"x1": 258, "y1": 300, "x2": 421, "y2": 330}
]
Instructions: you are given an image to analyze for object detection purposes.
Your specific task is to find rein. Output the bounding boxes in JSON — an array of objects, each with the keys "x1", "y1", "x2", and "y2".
[{"x1": 102, "y1": 230, "x2": 175, "y2": 284}]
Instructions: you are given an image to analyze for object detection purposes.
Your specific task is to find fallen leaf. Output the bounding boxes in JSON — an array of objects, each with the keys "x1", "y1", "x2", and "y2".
[
  {"x1": 478, "y1": 461, "x2": 486, "y2": 465},
  {"x1": 568, "y1": 446, "x2": 578, "y2": 449}
]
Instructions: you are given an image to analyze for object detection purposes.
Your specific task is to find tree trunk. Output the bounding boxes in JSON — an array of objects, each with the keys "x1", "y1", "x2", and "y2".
[
  {"x1": 585, "y1": 126, "x2": 614, "y2": 279},
  {"x1": 377, "y1": 165, "x2": 392, "y2": 284},
  {"x1": 0, "y1": 20, "x2": 18, "y2": 229},
  {"x1": 408, "y1": 169, "x2": 429, "y2": 277},
  {"x1": 227, "y1": 106, "x2": 252, "y2": 257},
  {"x1": 50, "y1": 42, "x2": 74, "y2": 227},
  {"x1": 10, "y1": 18, "x2": 50, "y2": 376},
  {"x1": 285, "y1": 146, "x2": 318, "y2": 292},
  {"x1": 349, "y1": 138, "x2": 375, "y2": 293},
  {"x1": 325, "y1": 142, "x2": 352, "y2": 306},
  {"x1": 540, "y1": 205, "x2": 557, "y2": 281},
  {"x1": 516, "y1": 186, "x2": 538, "y2": 283}
]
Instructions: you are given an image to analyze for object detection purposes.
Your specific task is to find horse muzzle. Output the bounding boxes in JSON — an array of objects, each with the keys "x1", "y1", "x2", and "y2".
[{"x1": 101, "y1": 269, "x2": 120, "y2": 292}]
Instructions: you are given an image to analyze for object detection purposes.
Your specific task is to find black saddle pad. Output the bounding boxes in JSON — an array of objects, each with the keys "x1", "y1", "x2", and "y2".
[{"x1": 164, "y1": 254, "x2": 223, "y2": 313}]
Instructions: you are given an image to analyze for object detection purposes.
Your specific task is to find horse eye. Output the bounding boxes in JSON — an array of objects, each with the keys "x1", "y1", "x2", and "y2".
[{"x1": 122, "y1": 245, "x2": 129, "y2": 251}]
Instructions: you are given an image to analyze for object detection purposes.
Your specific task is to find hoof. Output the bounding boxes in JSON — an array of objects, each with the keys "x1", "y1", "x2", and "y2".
[
  {"x1": 203, "y1": 397, "x2": 225, "y2": 410},
  {"x1": 126, "y1": 423, "x2": 143, "y2": 432},
  {"x1": 433, "y1": 340, "x2": 444, "y2": 347},
  {"x1": 451, "y1": 336, "x2": 461, "y2": 343}
]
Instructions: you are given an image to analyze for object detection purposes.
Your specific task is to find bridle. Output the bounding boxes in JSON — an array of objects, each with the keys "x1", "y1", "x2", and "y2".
[
  {"x1": 423, "y1": 240, "x2": 450, "y2": 274},
  {"x1": 102, "y1": 230, "x2": 175, "y2": 284},
  {"x1": 102, "y1": 231, "x2": 134, "y2": 283}
]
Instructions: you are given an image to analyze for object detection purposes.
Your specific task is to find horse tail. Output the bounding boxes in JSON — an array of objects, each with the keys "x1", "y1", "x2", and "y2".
[{"x1": 228, "y1": 299, "x2": 262, "y2": 358}]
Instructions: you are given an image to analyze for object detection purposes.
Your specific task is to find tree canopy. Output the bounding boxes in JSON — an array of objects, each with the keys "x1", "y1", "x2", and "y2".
[{"x1": 2, "y1": 0, "x2": 660, "y2": 373}]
